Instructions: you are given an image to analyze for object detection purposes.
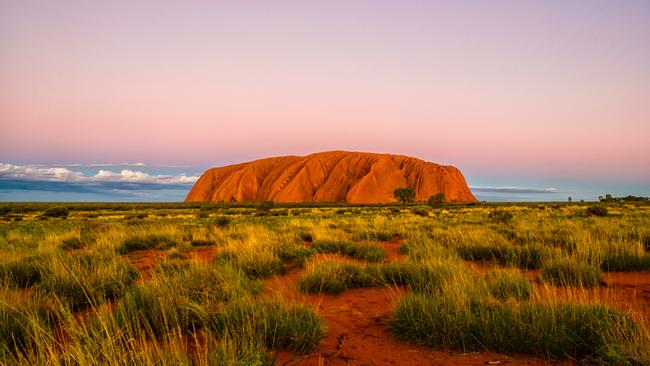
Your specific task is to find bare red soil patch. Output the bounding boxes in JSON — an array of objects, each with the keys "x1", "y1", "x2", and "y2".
[
  {"x1": 381, "y1": 236, "x2": 406, "y2": 262},
  {"x1": 266, "y1": 248, "x2": 566, "y2": 365},
  {"x1": 185, "y1": 245, "x2": 219, "y2": 264},
  {"x1": 124, "y1": 249, "x2": 167, "y2": 279},
  {"x1": 123, "y1": 246, "x2": 219, "y2": 279}
]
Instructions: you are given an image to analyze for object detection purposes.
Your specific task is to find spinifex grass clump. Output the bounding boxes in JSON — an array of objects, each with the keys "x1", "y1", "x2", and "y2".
[
  {"x1": 120, "y1": 234, "x2": 179, "y2": 253},
  {"x1": 113, "y1": 262, "x2": 323, "y2": 357},
  {"x1": 351, "y1": 230, "x2": 393, "y2": 242},
  {"x1": 0, "y1": 254, "x2": 50, "y2": 289},
  {"x1": 389, "y1": 257, "x2": 649, "y2": 363},
  {"x1": 35, "y1": 252, "x2": 138, "y2": 310},
  {"x1": 599, "y1": 246, "x2": 650, "y2": 272},
  {"x1": 217, "y1": 244, "x2": 284, "y2": 279},
  {"x1": 115, "y1": 263, "x2": 259, "y2": 335},
  {"x1": 390, "y1": 294, "x2": 647, "y2": 363},
  {"x1": 298, "y1": 261, "x2": 377, "y2": 294},
  {"x1": 209, "y1": 298, "x2": 325, "y2": 354},
  {"x1": 0, "y1": 291, "x2": 62, "y2": 357},
  {"x1": 540, "y1": 258, "x2": 604, "y2": 288},
  {"x1": 311, "y1": 240, "x2": 387, "y2": 262},
  {"x1": 298, "y1": 258, "x2": 471, "y2": 294},
  {"x1": 41, "y1": 206, "x2": 69, "y2": 219},
  {"x1": 485, "y1": 269, "x2": 533, "y2": 300},
  {"x1": 455, "y1": 241, "x2": 552, "y2": 269}
]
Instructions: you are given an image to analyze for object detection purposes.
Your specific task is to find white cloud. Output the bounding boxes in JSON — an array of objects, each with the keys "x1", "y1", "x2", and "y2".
[
  {"x1": 0, "y1": 163, "x2": 198, "y2": 185},
  {"x1": 0, "y1": 163, "x2": 85, "y2": 182}
]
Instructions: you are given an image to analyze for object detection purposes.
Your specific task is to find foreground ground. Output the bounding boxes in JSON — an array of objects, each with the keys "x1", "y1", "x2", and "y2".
[{"x1": 1, "y1": 202, "x2": 650, "y2": 365}]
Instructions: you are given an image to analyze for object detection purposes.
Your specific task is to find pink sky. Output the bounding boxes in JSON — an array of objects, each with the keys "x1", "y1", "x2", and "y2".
[{"x1": 1, "y1": 0, "x2": 649, "y2": 181}]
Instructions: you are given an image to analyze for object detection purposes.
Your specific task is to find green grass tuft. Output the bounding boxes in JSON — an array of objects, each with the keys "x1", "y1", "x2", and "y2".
[
  {"x1": 541, "y1": 259, "x2": 604, "y2": 288},
  {"x1": 486, "y1": 269, "x2": 533, "y2": 300}
]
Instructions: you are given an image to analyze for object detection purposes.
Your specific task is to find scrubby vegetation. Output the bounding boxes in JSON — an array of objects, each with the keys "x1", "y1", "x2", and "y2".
[{"x1": 1, "y1": 201, "x2": 649, "y2": 364}]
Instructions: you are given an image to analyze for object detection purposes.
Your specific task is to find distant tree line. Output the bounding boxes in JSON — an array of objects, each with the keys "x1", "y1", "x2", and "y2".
[{"x1": 598, "y1": 194, "x2": 649, "y2": 203}]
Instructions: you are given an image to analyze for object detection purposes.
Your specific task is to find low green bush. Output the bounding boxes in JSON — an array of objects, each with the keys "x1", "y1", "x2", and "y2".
[
  {"x1": 214, "y1": 216, "x2": 231, "y2": 228},
  {"x1": 586, "y1": 206, "x2": 608, "y2": 217},
  {"x1": 41, "y1": 206, "x2": 69, "y2": 218}
]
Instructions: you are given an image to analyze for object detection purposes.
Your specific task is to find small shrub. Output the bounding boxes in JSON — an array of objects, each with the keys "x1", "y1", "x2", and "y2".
[
  {"x1": 214, "y1": 216, "x2": 231, "y2": 228},
  {"x1": 394, "y1": 187, "x2": 416, "y2": 204},
  {"x1": 257, "y1": 201, "x2": 274, "y2": 213},
  {"x1": 541, "y1": 259, "x2": 604, "y2": 288},
  {"x1": 586, "y1": 206, "x2": 608, "y2": 217},
  {"x1": 488, "y1": 210, "x2": 513, "y2": 224},
  {"x1": 120, "y1": 234, "x2": 178, "y2": 253},
  {"x1": 298, "y1": 231, "x2": 313, "y2": 242},
  {"x1": 125, "y1": 212, "x2": 148, "y2": 220},
  {"x1": 41, "y1": 206, "x2": 69, "y2": 218},
  {"x1": 427, "y1": 193, "x2": 445, "y2": 207},
  {"x1": 411, "y1": 208, "x2": 430, "y2": 217}
]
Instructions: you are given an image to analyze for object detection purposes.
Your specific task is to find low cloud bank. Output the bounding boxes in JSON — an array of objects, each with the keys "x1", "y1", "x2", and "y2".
[
  {"x1": 0, "y1": 163, "x2": 198, "y2": 185},
  {"x1": 471, "y1": 186, "x2": 558, "y2": 194},
  {"x1": 0, "y1": 163, "x2": 198, "y2": 197}
]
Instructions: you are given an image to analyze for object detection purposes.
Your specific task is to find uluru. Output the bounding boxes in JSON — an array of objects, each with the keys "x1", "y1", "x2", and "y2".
[{"x1": 186, "y1": 151, "x2": 477, "y2": 204}]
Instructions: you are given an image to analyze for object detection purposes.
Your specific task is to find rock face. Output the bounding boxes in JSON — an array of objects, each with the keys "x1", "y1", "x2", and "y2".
[{"x1": 185, "y1": 151, "x2": 477, "y2": 204}]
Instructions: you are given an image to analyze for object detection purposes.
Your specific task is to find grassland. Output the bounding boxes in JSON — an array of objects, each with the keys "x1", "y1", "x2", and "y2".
[{"x1": 1, "y1": 201, "x2": 650, "y2": 365}]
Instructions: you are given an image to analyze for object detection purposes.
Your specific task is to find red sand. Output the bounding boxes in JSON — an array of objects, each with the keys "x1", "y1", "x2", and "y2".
[
  {"x1": 267, "y1": 241, "x2": 574, "y2": 366},
  {"x1": 120, "y1": 243, "x2": 650, "y2": 365}
]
